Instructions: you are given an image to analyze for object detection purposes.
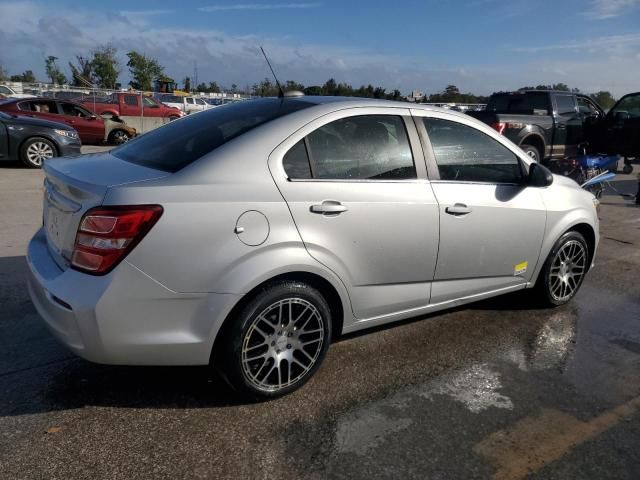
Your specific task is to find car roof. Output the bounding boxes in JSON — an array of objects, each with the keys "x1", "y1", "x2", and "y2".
[{"x1": 289, "y1": 95, "x2": 472, "y2": 119}]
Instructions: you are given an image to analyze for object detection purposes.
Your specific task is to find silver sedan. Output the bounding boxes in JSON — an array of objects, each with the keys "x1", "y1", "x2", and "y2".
[{"x1": 27, "y1": 95, "x2": 599, "y2": 398}]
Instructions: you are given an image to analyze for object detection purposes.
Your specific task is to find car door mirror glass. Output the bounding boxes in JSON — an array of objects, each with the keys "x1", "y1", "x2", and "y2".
[{"x1": 527, "y1": 162, "x2": 553, "y2": 187}]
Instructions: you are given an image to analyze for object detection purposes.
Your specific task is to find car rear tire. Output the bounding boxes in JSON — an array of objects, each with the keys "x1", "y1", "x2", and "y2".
[
  {"x1": 521, "y1": 144, "x2": 541, "y2": 162},
  {"x1": 168, "y1": 115, "x2": 180, "y2": 121},
  {"x1": 217, "y1": 280, "x2": 332, "y2": 399},
  {"x1": 533, "y1": 231, "x2": 589, "y2": 307},
  {"x1": 19, "y1": 137, "x2": 57, "y2": 168},
  {"x1": 108, "y1": 129, "x2": 131, "y2": 145}
]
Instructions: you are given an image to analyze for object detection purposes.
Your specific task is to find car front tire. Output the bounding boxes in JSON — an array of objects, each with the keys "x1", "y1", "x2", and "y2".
[
  {"x1": 218, "y1": 280, "x2": 332, "y2": 399},
  {"x1": 534, "y1": 231, "x2": 589, "y2": 306},
  {"x1": 19, "y1": 137, "x2": 57, "y2": 168}
]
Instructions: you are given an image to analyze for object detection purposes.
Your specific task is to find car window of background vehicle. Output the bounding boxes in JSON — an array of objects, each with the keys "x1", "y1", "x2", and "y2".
[
  {"x1": 612, "y1": 95, "x2": 640, "y2": 118},
  {"x1": 555, "y1": 95, "x2": 577, "y2": 115},
  {"x1": 424, "y1": 117, "x2": 523, "y2": 183}
]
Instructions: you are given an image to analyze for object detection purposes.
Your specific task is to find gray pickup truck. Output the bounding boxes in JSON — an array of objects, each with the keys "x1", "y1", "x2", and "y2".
[{"x1": 468, "y1": 90, "x2": 604, "y2": 163}]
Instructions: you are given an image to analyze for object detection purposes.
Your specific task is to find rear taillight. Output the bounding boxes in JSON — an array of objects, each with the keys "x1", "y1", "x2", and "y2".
[
  {"x1": 490, "y1": 122, "x2": 506, "y2": 135},
  {"x1": 71, "y1": 205, "x2": 163, "y2": 275}
]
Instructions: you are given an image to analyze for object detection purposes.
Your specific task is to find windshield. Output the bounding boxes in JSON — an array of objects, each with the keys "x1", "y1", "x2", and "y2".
[
  {"x1": 112, "y1": 98, "x2": 313, "y2": 172},
  {"x1": 487, "y1": 93, "x2": 550, "y2": 114}
]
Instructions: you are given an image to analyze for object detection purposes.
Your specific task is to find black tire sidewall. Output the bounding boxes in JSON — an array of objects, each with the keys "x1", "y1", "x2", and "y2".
[
  {"x1": 219, "y1": 281, "x2": 332, "y2": 399},
  {"x1": 20, "y1": 137, "x2": 57, "y2": 168},
  {"x1": 538, "y1": 231, "x2": 588, "y2": 306}
]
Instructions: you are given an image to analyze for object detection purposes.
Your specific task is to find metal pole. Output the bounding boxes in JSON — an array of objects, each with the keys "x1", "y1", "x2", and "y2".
[{"x1": 140, "y1": 91, "x2": 144, "y2": 134}]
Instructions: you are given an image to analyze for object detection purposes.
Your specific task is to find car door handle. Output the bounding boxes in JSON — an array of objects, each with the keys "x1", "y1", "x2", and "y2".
[
  {"x1": 445, "y1": 203, "x2": 472, "y2": 216},
  {"x1": 310, "y1": 202, "x2": 348, "y2": 215},
  {"x1": 557, "y1": 124, "x2": 566, "y2": 129}
]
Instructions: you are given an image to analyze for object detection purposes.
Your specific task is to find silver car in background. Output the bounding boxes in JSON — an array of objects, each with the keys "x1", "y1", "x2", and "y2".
[{"x1": 27, "y1": 95, "x2": 599, "y2": 398}]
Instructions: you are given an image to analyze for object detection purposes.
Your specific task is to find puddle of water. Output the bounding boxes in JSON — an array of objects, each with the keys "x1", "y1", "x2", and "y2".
[{"x1": 419, "y1": 363, "x2": 513, "y2": 413}]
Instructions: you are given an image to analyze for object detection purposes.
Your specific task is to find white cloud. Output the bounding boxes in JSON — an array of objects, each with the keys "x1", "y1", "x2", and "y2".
[
  {"x1": 119, "y1": 10, "x2": 175, "y2": 16},
  {"x1": 198, "y1": 3, "x2": 322, "y2": 12},
  {"x1": 586, "y1": 0, "x2": 640, "y2": 19},
  {"x1": 512, "y1": 33, "x2": 640, "y2": 52}
]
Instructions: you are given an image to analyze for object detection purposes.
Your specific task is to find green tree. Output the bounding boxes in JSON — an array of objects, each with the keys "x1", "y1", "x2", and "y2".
[
  {"x1": 69, "y1": 56, "x2": 94, "y2": 87},
  {"x1": 208, "y1": 81, "x2": 221, "y2": 93},
  {"x1": 591, "y1": 91, "x2": 616, "y2": 110},
  {"x1": 10, "y1": 70, "x2": 36, "y2": 83},
  {"x1": 92, "y1": 45, "x2": 120, "y2": 89},
  {"x1": 303, "y1": 85, "x2": 323, "y2": 96},
  {"x1": 231, "y1": 83, "x2": 237, "y2": 92},
  {"x1": 126, "y1": 51, "x2": 164, "y2": 91},
  {"x1": 45, "y1": 56, "x2": 66, "y2": 85},
  {"x1": 284, "y1": 80, "x2": 305, "y2": 92},
  {"x1": 322, "y1": 78, "x2": 337, "y2": 95},
  {"x1": 183, "y1": 76, "x2": 191, "y2": 92},
  {"x1": 252, "y1": 78, "x2": 280, "y2": 97},
  {"x1": 0, "y1": 65, "x2": 8, "y2": 82}
]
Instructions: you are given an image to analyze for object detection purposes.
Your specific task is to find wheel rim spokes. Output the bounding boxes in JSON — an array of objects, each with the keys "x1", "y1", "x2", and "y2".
[
  {"x1": 241, "y1": 298, "x2": 325, "y2": 391},
  {"x1": 26, "y1": 142, "x2": 53, "y2": 165},
  {"x1": 548, "y1": 240, "x2": 587, "y2": 301}
]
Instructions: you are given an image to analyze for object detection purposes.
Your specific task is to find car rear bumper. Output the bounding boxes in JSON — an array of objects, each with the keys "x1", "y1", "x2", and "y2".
[{"x1": 27, "y1": 228, "x2": 241, "y2": 365}]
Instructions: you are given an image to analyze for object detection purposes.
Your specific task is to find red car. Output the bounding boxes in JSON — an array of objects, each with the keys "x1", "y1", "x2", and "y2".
[
  {"x1": 80, "y1": 92, "x2": 182, "y2": 121},
  {"x1": 0, "y1": 98, "x2": 136, "y2": 145}
]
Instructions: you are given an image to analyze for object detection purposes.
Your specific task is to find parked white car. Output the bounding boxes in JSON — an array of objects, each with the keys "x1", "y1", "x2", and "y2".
[
  {"x1": 159, "y1": 95, "x2": 212, "y2": 114},
  {"x1": 0, "y1": 85, "x2": 36, "y2": 99}
]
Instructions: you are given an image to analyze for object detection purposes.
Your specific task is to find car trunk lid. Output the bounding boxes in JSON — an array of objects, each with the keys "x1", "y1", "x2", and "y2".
[{"x1": 43, "y1": 153, "x2": 169, "y2": 270}]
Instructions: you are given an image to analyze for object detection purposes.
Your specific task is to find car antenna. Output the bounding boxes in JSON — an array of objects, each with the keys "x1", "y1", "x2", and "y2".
[{"x1": 260, "y1": 46, "x2": 284, "y2": 98}]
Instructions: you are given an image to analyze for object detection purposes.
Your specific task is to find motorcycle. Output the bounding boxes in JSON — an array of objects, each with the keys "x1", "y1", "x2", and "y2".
[{"x1": 550, "y1": 153, "x2": 620, "y2": 198}]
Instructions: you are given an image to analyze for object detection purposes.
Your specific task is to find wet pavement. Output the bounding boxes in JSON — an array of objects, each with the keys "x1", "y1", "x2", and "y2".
[{"x1": 0, "y1": 162, "x2": 639, "y2": 479}]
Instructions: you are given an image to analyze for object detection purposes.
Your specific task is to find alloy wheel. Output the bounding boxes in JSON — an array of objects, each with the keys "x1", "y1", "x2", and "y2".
[
  {"x1": 112, "y1": 130, "x2": 129, "y2": 144},
  {"x1": 241, "y1": 297, "x2": 325, "y2": 392},
  {"x1": 26, "y1": 141, "x2": 54, "y2": 166},
  {"x1": 548, "y1": 240, "x2": 587, "y2": 302}
]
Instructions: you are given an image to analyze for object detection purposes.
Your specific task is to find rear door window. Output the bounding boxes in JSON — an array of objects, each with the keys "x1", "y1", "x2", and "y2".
[
  {"x1": 303, "y1": 115, "x2": 416, "y2": 180},
  {"x1": 555, "y1": 95, "x2": 577, "y2": 115},
  {"x1": 487, "y1": 93, "x2": 550, "y2": 114},
  {"x1": 113, "y1": 98, "x2": 313, "y2": 172},
  {"x1": 124, "y1": 94, "x2": 138, "y2": 106},
  {"x1": 283, "y1": 140, "x2": 312, "y2": 179}
]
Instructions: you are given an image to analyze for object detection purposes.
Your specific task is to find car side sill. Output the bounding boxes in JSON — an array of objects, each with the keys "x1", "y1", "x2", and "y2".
[{"x1": 342, "y1": 282, "x2": 528, "y2": 335}]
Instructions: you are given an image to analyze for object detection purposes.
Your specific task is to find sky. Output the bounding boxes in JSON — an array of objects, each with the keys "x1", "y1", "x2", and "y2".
[{"x1": 1, "y1": 0, "x2": 640, "y2": 96}]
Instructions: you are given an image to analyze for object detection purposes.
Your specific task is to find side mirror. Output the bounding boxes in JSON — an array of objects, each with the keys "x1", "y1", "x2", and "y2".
[{"x1": 527, "y1": 162, "x2": 554, "y2": 187}]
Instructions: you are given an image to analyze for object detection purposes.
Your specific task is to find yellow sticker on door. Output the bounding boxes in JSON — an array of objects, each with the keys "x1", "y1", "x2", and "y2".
[{"x1": 514, "y1": 261, "x2": 528, "y2": 275}]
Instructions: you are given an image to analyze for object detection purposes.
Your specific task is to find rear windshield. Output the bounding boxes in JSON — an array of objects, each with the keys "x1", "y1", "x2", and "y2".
[
  {"x1": 113, "y1": 97, "x2": 313, "y2": 172},
  {"x1": 486, "y1": 93, "x2": 550, "y2": 115}
]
